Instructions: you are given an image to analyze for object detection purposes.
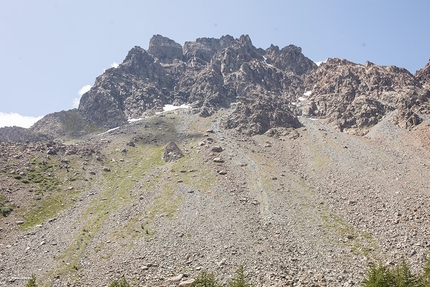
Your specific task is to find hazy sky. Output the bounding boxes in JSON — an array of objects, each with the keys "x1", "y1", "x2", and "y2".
[{"x1": 1, "y1": 0, "x2": 429, "y2": 127}]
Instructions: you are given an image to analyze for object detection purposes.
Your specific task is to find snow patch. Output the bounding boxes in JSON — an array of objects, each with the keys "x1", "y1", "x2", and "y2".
[
  {"x1": 156, "y1": 104, "x2": 191, "y2": 114},
  {"x1": 128, "y1": 118, "x2": 143, "y2": 123},
  {"x1": 262, "y1": 56, "x2": 274, "y2": 68},
  {"x1": 298, "y1": 97, "x2": 306, "y2": 102},
  {"x1": 99, "y1": 127, "x2": 119, "y2": 135},
  {"x1": 303, "y1": 91, "x2": 312, "y2": 97}
]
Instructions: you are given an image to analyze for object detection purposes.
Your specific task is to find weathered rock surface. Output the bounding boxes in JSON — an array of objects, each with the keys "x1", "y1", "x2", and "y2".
[
  {"x1": 77, "y1": 34, "x2": 316, "y2": 134},
  {"x1": 30, "y1": 109, "x2": 99, "y2": 140},
  {"x1": 299, "y1": 58, "x2": 430, "y2": 134},
  {"x1": 162, "y1": 141, "x2": 184, "y2": 162},
  {"x1": 4, "y1": 34, "x2": 430, "y2": 142},
  {"x1": 0, "y1": 126, "x2": 52, "y2": 142}
]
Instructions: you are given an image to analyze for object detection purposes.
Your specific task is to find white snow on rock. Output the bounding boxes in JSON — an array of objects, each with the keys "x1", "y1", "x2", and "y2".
[
  {"x1": 303, "y1": 91, "x2": 312, "y2": 97},
  {"x1": 128, "y1": 118, "x2": 143, "y2": 123},
  {"x1": 99, "y1": 127, "x2": 119, "y2": 135},
  {"x1": 156, "y1": 104, "x2": 191, "y2": 114},
  {"x1": 298, "y1": 97, "x2": 306, "y2": 102}
]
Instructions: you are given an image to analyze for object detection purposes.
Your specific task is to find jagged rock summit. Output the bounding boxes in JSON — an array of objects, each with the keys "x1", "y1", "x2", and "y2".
[
  {"x1": 1, "y1": 34, "x2": 430, "y2": 142},
  {"x1": 78, "y1": 34, "x2": 316, "y2": 135},
  {"x1": 76, "y1": 34, "x2": 430, "y2": 137}
]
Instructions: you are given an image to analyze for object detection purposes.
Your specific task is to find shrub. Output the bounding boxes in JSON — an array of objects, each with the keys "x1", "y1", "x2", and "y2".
[
  {"x1": 0, "y1": 194, "x2": 13, "y2": 217},
  {"x1": 420, "y1": 254, "x2": 430, "y2": 287},
  {"x1": 228, "y1": 265, "x2": 252, "y2": 287},
  {"x1": 361, "y1": 262, "x2": 393, "y2": 287},
  {"x1": 109, "y1": 277, "x2": 130, "y2": 287},
  {"x1": 362, "y1": 258, "x2": 423, "y2": 287},
  {"x1": 25, "y1": 274, "x2": 38, "y2": 287},
  {"x1": 192, "y1": 270, "x2": 222, "y2": 287}
]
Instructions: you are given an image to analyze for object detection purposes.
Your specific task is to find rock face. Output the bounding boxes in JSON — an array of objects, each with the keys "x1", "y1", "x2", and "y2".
[
  {"x1": 30, "y1": 109, "x2": 99, "y2": 140},
  {"x1": 76, "y1": 34, "x2": 430, "y2": 137},
  {"x1": 0, "y1": 126, "x2": 52, "y2": 142},
  {"x1": 299, "y1": 59, "x2": 430, "y2": 134},
  {"x1": 77, "y1": 34, "x2": 316, "y2": 134},
  {"x1": 3, "y1": 34, "x2": 430, "y2": 142}
]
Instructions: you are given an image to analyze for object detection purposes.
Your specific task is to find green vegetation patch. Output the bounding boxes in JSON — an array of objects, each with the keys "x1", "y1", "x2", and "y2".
[
  {"x1": 20, "y1": 190, "x2": 79, "y2": 229},
  {"x1": 321, "y1": 211, "x2": 378, "y2": 260},
  {"x1": 0, "y1": 194, "x2": 14, "y2": 217},
  {"x1": 20, "y1": 157, "x2": 62, "y2": 193}
]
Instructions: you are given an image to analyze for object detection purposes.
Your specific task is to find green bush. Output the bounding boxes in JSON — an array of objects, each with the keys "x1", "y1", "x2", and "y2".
[
  {"x1": 362, "y1": 258, "x2": 426, "y2": 287},
  {"x1": 109, "y1": 277, "x2": 130, "y2": 287},
  {"x1": 228, "y1": 265, "x2": 252, "y2": 287},
  {"x1": 192, "y1": 270, "x2": 222, "y2": 287},
  {"x1": 421, "y1": 255, "x2": 430, "y2": 287},
  {"x1": 25, "y1": 274, "x2": 37, "y2": 287},
  {"x1": 0, "y1": 194, "x2": 13, "y2": 217}
]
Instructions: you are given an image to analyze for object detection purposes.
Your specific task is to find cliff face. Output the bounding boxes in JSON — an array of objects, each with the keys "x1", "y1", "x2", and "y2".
[
  {"x1": 78, "y1": 34, "x2": 316, "y2": 134},
  {"x1": 3, "y1": 34, "x2": 429, "y2": 143},
  {"x1": 77, "y1": 34, "x2": 430, "y2": 136}
]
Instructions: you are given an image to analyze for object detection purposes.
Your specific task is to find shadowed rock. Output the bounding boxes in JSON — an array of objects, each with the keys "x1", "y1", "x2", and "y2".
[{"x1": 162, "y1": 141, "x2": 184, "y2": 162}]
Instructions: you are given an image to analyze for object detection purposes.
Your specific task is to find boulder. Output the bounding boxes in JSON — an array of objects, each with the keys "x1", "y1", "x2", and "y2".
[{"x1": 162, "y1": 141, "x2": 184, "y2": 162}]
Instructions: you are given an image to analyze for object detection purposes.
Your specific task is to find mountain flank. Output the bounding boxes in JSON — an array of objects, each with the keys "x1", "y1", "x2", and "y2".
[{"x1": 0, "y1": 35, "x2": 430, "y2": 287}]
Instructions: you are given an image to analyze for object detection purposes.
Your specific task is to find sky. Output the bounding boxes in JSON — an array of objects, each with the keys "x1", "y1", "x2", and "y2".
[{"x1": 1, "y1": 0, "x2": 429, "y2": 128}]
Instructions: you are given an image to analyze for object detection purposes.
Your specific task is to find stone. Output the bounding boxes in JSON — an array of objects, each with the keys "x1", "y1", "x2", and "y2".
[
  {"x1": 211, "y1": 146, "x2": 223, "y2": 152},
  {"x1": 168, "y1": 274, "x2": 183, "y2": 282},
  {"x1": 178, "y1": 279, "x2": 195, "y2": 287},
  {"x1": 162, "y1": 142, "x2": 184, "y2": 162},
  {"x1": 213, "y1": 157, "x2": 224, "y2": 163}
]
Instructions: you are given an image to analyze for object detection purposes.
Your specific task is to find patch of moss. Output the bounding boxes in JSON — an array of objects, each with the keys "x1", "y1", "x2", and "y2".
[{"x1": 0, "y1": 194, "x2": 14, "y2": 217}]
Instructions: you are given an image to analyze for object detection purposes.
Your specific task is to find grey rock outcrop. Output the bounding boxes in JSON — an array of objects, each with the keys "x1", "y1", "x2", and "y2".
[
  {"x1": 148, "y1": 34, "x2": 183, "y2": 64},
  {"x1": 0, "y1": 126, "x2": 52, "y2": 142},
  {"x1": 300, "y1": 58, "x2": 430, "y2": 134},
  {"x1": 76, "y1": 34, "x2": 317, "y2": 134},
  {"x1": 162, "y1": 141, "x2": 184, "y2": 162},
  {"x1": 30, "y1": 109, "x2": 98, "y2": 140},
  {"x1": 62, "y1": 35, "x2": 430, "y2": 137}
]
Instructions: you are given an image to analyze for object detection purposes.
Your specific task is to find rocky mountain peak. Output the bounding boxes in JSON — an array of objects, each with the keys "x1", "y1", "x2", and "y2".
[
  {"x1": 6, "y1": 34, "x2": 429, "y2": 142},
  {"x1": 148, "y1": 34, "x2": 183, "y2": 63}
]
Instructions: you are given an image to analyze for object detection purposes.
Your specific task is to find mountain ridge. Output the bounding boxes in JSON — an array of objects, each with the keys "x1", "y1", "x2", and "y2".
[{"x1": 1, "y1": 34, "x2": 429, "y2": 142}]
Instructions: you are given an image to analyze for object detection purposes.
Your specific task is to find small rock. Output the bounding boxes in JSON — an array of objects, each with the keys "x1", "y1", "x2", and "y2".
[
  {"x1": 213, "y1": 157, "x2": 224, "y2": 163},
  {"x1": 102, "y1": 167, "x2": 111, "y2": 172},
  {"x1": 179, "y1": 279, "x2": 195, "y2": 287},
  {"x1": 217, "y1": 170, "x2": 227, "y2": 175},
  {"x1": 16, "y1": 220, "x2": 24, "y2": 225},
  {"x1": 211, "y1": 146, "x2": 223, "y2": 152},
  {"x1": 168, "y1": 274, "x2": 183, "y2": 282}
]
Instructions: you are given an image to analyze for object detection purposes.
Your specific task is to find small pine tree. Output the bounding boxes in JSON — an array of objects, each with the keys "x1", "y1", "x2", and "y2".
[
  {"x1": 26, "y1": 274, "x2": 38, "y2": 287},
  {"x1": 228, "y1": 265, "x2": 252, "y2": 287},
  {"x1": 422, "y1": 254, "x2": 430, "y2": 287},
  {"x1": 192, "y1": 270, "x2": 222, "y2": 287},
  {"x1": 392, "y1": 258, "x2": 421, "y2": 287},
  {"x1": 361, "y1": 262, "x2": 393, "y2": 287}
]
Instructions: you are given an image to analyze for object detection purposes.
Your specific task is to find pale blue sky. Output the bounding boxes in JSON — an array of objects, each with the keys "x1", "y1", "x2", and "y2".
[{"x1": 1, "y1": 0, "x2": 429, "y2": 127}]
